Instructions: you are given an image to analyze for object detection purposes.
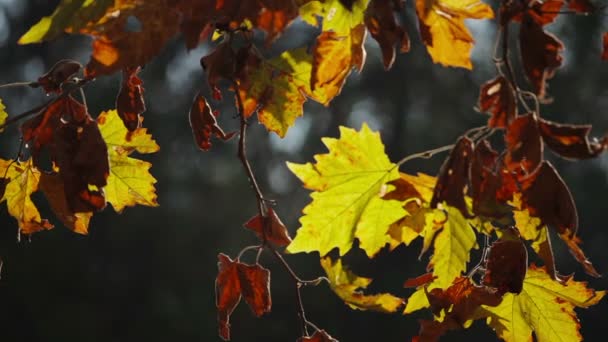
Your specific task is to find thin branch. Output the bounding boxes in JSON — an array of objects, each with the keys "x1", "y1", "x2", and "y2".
[
  {"x1": 0, "y1": 81, "x2": 37, "y2": 89},
  {"x1": 395, "y1": 144, "x2": 454, "y2": 167}
]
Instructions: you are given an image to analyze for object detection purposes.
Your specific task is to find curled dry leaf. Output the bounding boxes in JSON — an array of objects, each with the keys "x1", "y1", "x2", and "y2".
[
  {"x1": 431, "y1": 136, "x2": 474, "y2": 218},
  {"x1": 36, "y1": 59, "x2": 82, "y2": 94},
  {"x1": 116, "y1": 66, "x2": 145, "y2": 132},
  {"x1": 477, "y1": 76, "x2": 516, "y2": 128},
  {"x1": 538, "y1": 118, "x2": 607, "y2": 160},
  {"x1": 297, "y1": 329, "x2": 339, "y2": 342},
  {"x1": 504, "y1": 113, "x2": 543, "y2": 177},
  {"x1": 482, "y1": 229, "x2": 528, "y2": 295},
  {"x1": 189, "y1": 94, "x2": 235, "y2": 151},
  {"x1": 364, "y1": 0, "x2": 410, "y2": 69},
  {"x1": 215, "y1": 253, "x2": 271, "y2": 341},
  {"x1": 244, "y1": 207, "x2": 292, "y2": 247}
]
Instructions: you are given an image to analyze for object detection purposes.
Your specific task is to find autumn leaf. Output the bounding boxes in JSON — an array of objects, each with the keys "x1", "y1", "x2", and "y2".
[
  {"x1": 321, "y1": 257, "x2": 405, "y2": 313},
  {"x1": 505, "y1": 113, "x2": 543, "y2": 176},
  {"x1": 301, "y1": 0, "x2": 369, "y2": 34},
  {"x1": 286, "y1": 124, "x2": 406, "y2": 257},
  {"x1": 215, "y1": 253, "x2": 271, "y2": 341},
  {"x1": 97, "y1": 109, "x2": 159, "y2": 213},
  {"x1": 244, "y1": 207, "x2": 292, "y2": 247},
  {"x1": 415, "y1": 0, "x2": 494, "y2": 69},
  {"x1": 189, "y1": 94, "x2": 235, "y2": 151},
  {"x1": 483, "y1": 266, "x2": 605, "y2": 342},
  {"x1": 39, "y1": 173, "x2": 92, "y2": 234},
  {"x1": 18, "y1": 0, "x2": 115, "y2": 44},
  {"x1": 116, "y1": 66, "x2": 145, "y2": 131},
  {"x1": 0, "y1": 159, "x2": 53, "y2": 234},
  {"x1": 429, "y1": 206, "x2": 477, "y2": 288},
  {"x1": 603, "y1": 32, "x2": 608, "y2": 60},
  {"x1": 538, "y1": 118, "x2": 607, "y2": 160},
  {"x1": 477, "y1": 76, "x2": 517, "y2": 128},
  {"x1": 35, "y1": 59, "x2": 82, "y2": 94},
  {"x1": 364, "y1": 0, "x2": 410, "y2": 69},
  {"x1": 0, "y1": 98, "x2": 7, "y2": 132},
  {"x1": 482, "y1": 229, "x2": 528, "y2": 295}
]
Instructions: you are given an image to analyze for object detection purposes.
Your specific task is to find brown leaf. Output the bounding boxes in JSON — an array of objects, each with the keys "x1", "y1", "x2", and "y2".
[
  {"x1": 417, "y1": 277, "x2": 502, "y2": 341},
  {"x1": 603, "y1": 32, "x2": 608, "y2": 60},
  {"x1": 201, "y1": 42, "x2": 238, "y2": 90},
  {"x1": 39, "y1": 173, "x2": 92, "y2": 234},
  {"x1": 539, "y1": 118, "x2": 607, "y2": 160},
  {"x1": 244, "y1": 207, "x2": 292, "y2": 247},
  {"x1": 189, "y1": 94, "x2": 235, "y2": 151},
  {"x1": 383, "y1": 175, "x2": 422, "y2": 201},
  {"x1": 519, "y1": 16, "x2": 564, "y2": 99},
  {"x1": 567, "y1": 0, "x2": 595, "y2": 13},
  {"x1": 477, "y1": 76, "x2": 516, "y2": 128},
  {"x1": 297, "y1": 330, "x2": 339, "y2": 342},
  {"x1": 505, "y1": 113, "x2": 543, "y2": 177},
  {"x1": 483, "y1": 229, "x2": 528, "y2": 295},
  {"x1": 430, "y1": 136, "x2": 473, "y2": 217},
  {"x1": 559, "y1": 231, "x2": 601, "y2": 278},
  {"x1": 365, "y1": 0, "x2": 410, "y2": 69},
  {"x1": 116, "y1": 66, "x2": 145, "y2": 131},
  {"x1": 36, "y1": 59, "x2": 81, "y2": 94},
  {"x1": 215, "y1": 253, "x2": 272, "y2": 341},
  {"x1": 502, "y1": 0, "x2": 564, "y2": 25}
]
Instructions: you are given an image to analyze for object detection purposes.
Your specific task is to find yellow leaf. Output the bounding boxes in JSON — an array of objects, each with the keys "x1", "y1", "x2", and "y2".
[
  {"x1": 399, "y1": 172, "x2": 437, "y2": 203},
  {"x1": 415, "y1": 0, "x2": 494, "y2": 69},
  {"x1": 97, "y1": 110, "x2": 159, "y2": 213},
  {"x1": 430, "y1": 205, "x2": 477, "y2": 288},
  {"x1": 483, "y1": 266, "x2": 605, "y2": 342},
  {"x1": 0, "y1": 98, "x2": 7, "y2": 132},
  {"x1": 321, "y1": 257, "x2": 404, "y2": 312},
  {"x1": 287, "y1": 124, "x2": 405, "y2": 257},
  {"x1": 404, "y1": 287, "x2": 430, "y2": 314},
  {"x1": 301, "y1": 0, "x2": 369, "y2": 34},
  {"x1": 0, "y1": 159, "x2": 53, "y2": 234},
  {"x1": 39, "y1": 173, "x2": 92, "y2": 234},
  {"x1": 18, "y1": 0, "x2": 115, "y2": 44}
]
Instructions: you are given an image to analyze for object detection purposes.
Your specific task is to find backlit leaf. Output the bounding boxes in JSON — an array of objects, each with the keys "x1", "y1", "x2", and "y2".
[
  {"x1": 538, "y1": 118, "x2": 607, "y2": 160},
  {"x1": 483, "y1": 266, "x2": 605, "y2": 342},
  {"x1": 116, "y1": 66, "x2": 145, "y2": 131},
  {"x1": 482, "y1": 229, "x2": 528, "y2": 295},
  {"x1": 189, "y1": 94, "x2": 235, "y2": 151},
  {"x1": 415, "y1": 0, "x2": 494, "y2": 69},
  {"x1": 39, "y1": 173, "x2": 92, "y2": 234},
  {"x1": 287, "y1": 124, "x2": 405, "y2": 257},
  {"x1": 301, "y1": 0, "x2": 369, "y2": 34},
  {"x1": 364, "y1": 0, "x2": 410, "y2": 69},
  {"x1": 0, "y1": 159, "x2": 53, "y2": 234},
  {"x1": 0, "y1": 98, "x2": 6, "y2": 133},
  {"x1": 98, "y1": 110, "x2": 159, "y2": 213},
  {"x1": 321, "y1": 257, "x2": 405, "y2": 313},
  {"x1": 477, "y1": 76, "x2": 517, "y2": 128},
  {"x1": 244, "y1": 207, "x2": 292, "y2": 247},
  {"x1": 505, "y1": 113, "x2": 543, "y2": 176}
]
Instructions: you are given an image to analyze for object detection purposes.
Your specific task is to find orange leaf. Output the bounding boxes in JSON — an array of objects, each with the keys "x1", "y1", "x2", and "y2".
[
  {"x1": 477, "y1": 76, "x2": 517, "y2": 128},
  {"x1": 244, "y1": 207, "x2": 292, "y2": 247},
  {"x1": 116, "y1": 66, "x2": 145, "y2": 132},
  {"x1": 415, "y1": 0, "x2": 494, "y2": 69},
  {"x1": 504, "y1": 113, "x2": 543, "y2": 176},
  {"x1": 189, "y1": 94, "x2": 235, "y2": 151}
]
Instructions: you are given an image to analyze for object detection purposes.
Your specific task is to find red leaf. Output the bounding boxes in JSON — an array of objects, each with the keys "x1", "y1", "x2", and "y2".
[
  {"x1": 477, "y1": 76, "x2": 516, "y2": 128},
  {"x1": 567, "y1": 0, "x2": 595, "y2": 13},
  {"x1": 603, "y1": 32, "x2": 608, "y2": 60},
  {"x1": 215, "y1": 253, "x2": 272, "y2": 341},
  {"x1": 431, "y1": 136, "x2": 473, "y2": 217},
  {"x1": 201, "y1": 42, "x2": 237, "y2": 90},
  {"x1": 505, "y1": 113, "x2": 543, "y2": 177},
  {"x1": 539, "y1": 118, "x2": 607, "y2": 160},
  {"x1": 364, "y1": 0, "x2": 410, "y2": 69},
  {"x1": 403, "y1": 272, "x2": 435, "y2": 288},
  {"x1": 483, "y1": 229, "x2": 528, "y2": 295},
  {"x1": 297, "y1": 330, "x2": 339, "y2": 342},
  {"x1": 244, "y1": 207, "x2": 292, "y2": 247},
  {"x1": 559, "y1": 231, "x2": 601, "y2": 278},
  {"x1": 36, "y1": 59, "x2": 82, "y2": 94},
  {"x1": 189, "y1": 94, "x2": 235, "y2": 151},
  {"x1": 116, "y1": 66, "x2": 145, "y2": 131},
  {"x1": 519, "y1": 16, "x2": 564, "y2": 99}
]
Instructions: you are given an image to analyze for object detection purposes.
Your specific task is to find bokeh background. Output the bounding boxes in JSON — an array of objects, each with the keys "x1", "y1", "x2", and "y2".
[{"x1": 0, "y1": 1, "x2": 607, "y2": 341}]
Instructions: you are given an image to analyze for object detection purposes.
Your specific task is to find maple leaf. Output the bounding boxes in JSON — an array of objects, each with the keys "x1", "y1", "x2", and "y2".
[
  {"x1": 0, "y1": 98, "x2": 7, "y2": 133},
  {"x1": 477, "y1": 76, "x2": 517, "y2": 128},
  {"x1": 97, "y1": 109, "x2": 159, "y2": 213},
  {"x1": 429, "y1": 206, "x2": 477, "y2": 288},
  {"x1": 300, "y1": 0, "x2": 370, "y2": 34},
  {"x1": 321, "y1": 257, "x2": 405, "y2": 312},
  {"x1": 244, "y1": 207, "x2": 292, "y2": 247},
  {"x1": 0, "y1": 159, "x2": 53, "y2": 234},
  {"x1": 297, "y1": 330, "x2": 339, "y2": 342},
  {"x1": 18, "y1": 0, "x2": 115, "y2": 44},
  {"x1": 215, "y1": 253, "x2": 272, "y2": 341},
  {"x1": 364, "y1": 0, "x2": 410, "y2": 69},
  {"x1": 415, "y1": 0, "x2": 494, "y2": 69},
  {"x1": 482, "y1": 266, "x2": 605, "y2": 342},
  {"x1": 286, "y1": 124, "x2": 405, "y2": 257}
]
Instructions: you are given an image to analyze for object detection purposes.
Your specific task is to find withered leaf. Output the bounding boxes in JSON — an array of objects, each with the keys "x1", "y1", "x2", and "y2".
[
  {"x1": 297, "y1": 329, "x2": 339, "y2": 342},
  {"x1": 201, "y1": 42, "x2": 238, "y2": 90},
  {"x1": 244, "y1": 207, "x2": 292, "y2": 247},
  {"x1": 505, "y1": 113, "x2": 543, "y2": 176},
  {"x1": 116, "y1": 66, "x2": 145, "y2": 131},
  {"x1": 215, "y1": 253, "x2": 271, "y2": 341},
  {"x1": 189, "y1": 94, "x2": 235, "y2": 151},
  {"x1": 477, "y1": 76, "x2": 516, "y2": 128},
  {"x1": 483, "y1": 229, "x2": 528, "y2": 295},
  {"x1": 603, "y1": 32, "x2": 608, "y2": 60},
  {"x1": 519, "y1": 16, "x2": 564, "y2": 99},
  {"x1": 364, "y1": 0, "x2": 410, "y2": 69},
  {"x1": 36, "y1": 59, "x2": 82, "y2": 94},
  {"x1": 538, "y1": 118, "x2": 607, "y2": 160},
  {"x1": 430, "y1": 136, "x2": 473, "y2": 218},
  {"x1": 39, "y1": 173, "x2": 92, "y2": 234}
]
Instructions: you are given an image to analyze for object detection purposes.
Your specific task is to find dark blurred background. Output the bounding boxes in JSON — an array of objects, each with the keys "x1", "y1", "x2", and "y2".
[{"x1": 0, "y1": 1, "x2": 606, "y2": 341}]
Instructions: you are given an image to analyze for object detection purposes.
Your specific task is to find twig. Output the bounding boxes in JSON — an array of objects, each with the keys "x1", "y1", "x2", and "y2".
[
  {"x1": 0, "y1": 81, "x2": 37, "y2": 89},
  {"x1": 395, "y1": 144, "x2": 454, "y2": 167}
]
